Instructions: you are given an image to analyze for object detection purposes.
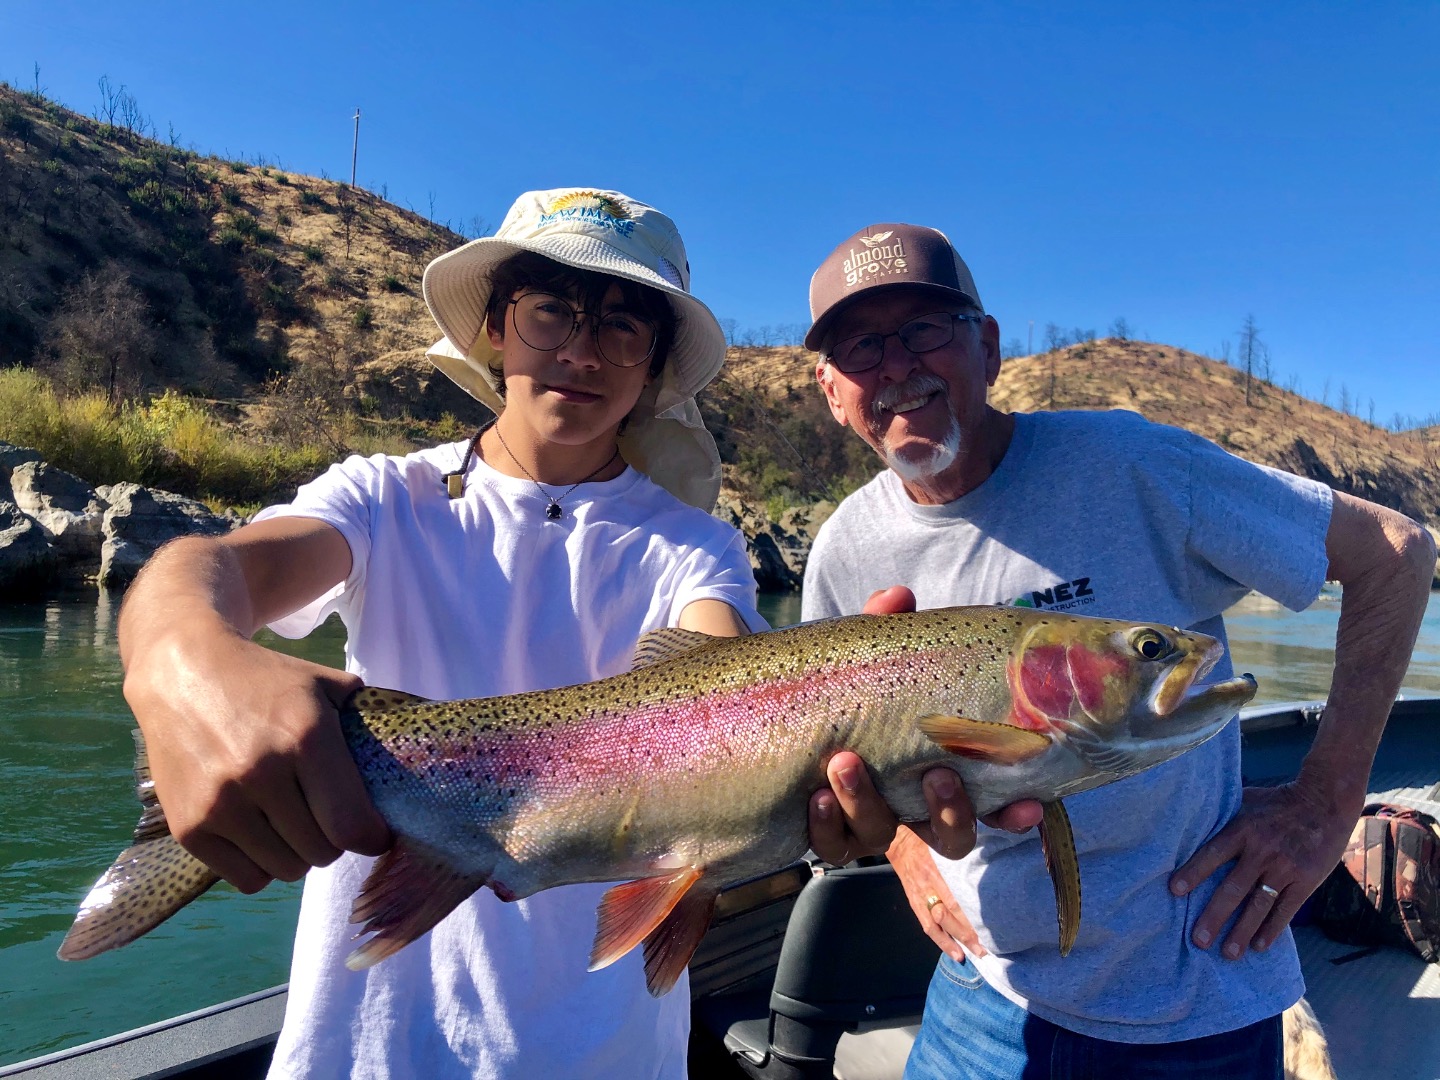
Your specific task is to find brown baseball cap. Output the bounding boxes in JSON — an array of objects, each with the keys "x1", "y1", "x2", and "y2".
[{"x1": 804, "y1": 223, "x2": 984, "y2": 352}]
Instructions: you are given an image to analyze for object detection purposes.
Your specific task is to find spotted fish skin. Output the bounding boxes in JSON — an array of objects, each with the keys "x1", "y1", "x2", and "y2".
[{"x1": 61, "y1": 606, "x2": 1256, "y2": 988}]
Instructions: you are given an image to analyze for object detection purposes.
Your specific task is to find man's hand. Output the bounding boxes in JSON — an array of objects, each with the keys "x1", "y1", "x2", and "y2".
[
  {"x1": 1173, "y1": 493, "x2": 1435, "y2": 960},
  {"x1": 1171, "y1": 779, "x2": 1356, "y2": 958},
  {"x1": 806, "y1": 585, "x2": 1043, "y2": 867},
  {"x1": 888, "y1": 824, "x2": 986, "y2": 961}
]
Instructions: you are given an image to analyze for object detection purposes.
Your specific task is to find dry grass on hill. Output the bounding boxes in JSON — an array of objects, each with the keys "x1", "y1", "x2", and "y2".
[{"x1": 2, "y1": 85, "x2": 1435, "y2": 529}]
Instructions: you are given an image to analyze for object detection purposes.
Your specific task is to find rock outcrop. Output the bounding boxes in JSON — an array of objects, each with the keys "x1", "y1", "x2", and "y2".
[
  {"x1": 713, "y1": 494, "x2": 834, "y2": 593},
  {"x1": 0, "y1": 442, "x2": 238, "y2": 598}
]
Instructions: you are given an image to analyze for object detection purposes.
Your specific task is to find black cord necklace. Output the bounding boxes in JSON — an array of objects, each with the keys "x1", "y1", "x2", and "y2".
[{"x1": 493, "y1": 425, "x2": 622, "y2": 519}]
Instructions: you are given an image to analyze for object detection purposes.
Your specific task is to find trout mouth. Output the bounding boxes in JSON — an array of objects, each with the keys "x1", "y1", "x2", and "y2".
[
  {"x1": 1149, "y1": 633, "x2": 1223, "y2": 717},
  {"x1": 1126, "y1": 671, "x2": 1257, "y2": 756}
]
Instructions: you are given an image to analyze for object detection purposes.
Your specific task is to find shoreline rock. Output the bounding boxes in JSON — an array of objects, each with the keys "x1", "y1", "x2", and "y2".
[
  {"x1": 0, "y1": 442, "x2": 239, "y2": 599},
  {"x1": 713, "y1": 493, "x2": 834, "y2": 593},
  {"x1": 3, "y1": 440, "x2": 1434, "y2": 601}
]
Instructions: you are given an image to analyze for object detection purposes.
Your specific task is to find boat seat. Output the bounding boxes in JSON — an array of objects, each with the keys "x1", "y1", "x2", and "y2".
[{"x1": 692, "y1": 862, "x2": 939, "y2": 1080}]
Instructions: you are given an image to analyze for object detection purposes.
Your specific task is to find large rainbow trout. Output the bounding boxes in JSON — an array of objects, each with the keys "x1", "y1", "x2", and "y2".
[{"x1": 61, "y1": 606, "x2": 1255, "y2": 994}]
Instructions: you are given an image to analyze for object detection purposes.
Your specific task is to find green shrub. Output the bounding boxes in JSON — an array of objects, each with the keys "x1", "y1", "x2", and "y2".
[
  {"x1": 381, "y1": 272, "x2": 403, "y2": 292},
  {"x1": 275, "y1": 173, "x2": 291, "y2": 186},
  {"x1": 352, "y1": 304, "x2": 373, "y2": 330},
  {"x1": 0, "y1": 373, "x2": 337, "y2": 508},
  {"x1": 221, "y1": 186, "x2": 241, "y2": 206},
  {"x1": 302, "y1": 244, "x2": 325, "y2": 263}
]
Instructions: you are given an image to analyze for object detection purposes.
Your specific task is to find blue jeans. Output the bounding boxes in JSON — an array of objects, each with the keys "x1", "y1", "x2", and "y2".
[{"x1": 903, "y1": 954, "x2": 1283, "y2": 1080}]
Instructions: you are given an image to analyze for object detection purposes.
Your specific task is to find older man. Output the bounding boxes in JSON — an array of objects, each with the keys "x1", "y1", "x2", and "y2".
[{"x1": 798, "y1": 222, "x2": 1436, "y2": 1079}]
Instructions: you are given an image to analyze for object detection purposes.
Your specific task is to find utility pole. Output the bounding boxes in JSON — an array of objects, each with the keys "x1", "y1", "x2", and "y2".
[
  {"x1": 351, "y1": 108, "x2": 361, "y2": 188},
  {"x1": 1028, "y1": 320, "x2": 1033, "y2": 356}
]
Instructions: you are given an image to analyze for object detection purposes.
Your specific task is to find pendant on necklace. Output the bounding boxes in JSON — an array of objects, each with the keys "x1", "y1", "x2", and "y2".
[{"x1": 545, "y1": 502, "x2": 563, "y2": 520}]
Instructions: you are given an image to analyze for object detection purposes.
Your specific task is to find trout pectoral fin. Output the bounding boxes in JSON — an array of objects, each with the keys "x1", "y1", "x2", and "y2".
[
  {"x1": 1039, "y1": 801, "x2": 1081, "y2": 957},
  {"x1": 346, "y1": 686, "x2": 431, "y2": 711},
  {"x1": 631, "y1": 628, "x2": 724, "y2": 670},
  {"x1": 918, "y1": 715, "x2": 1051, "y2": 763},
  {"x1": 641, "y1": 885, "x2": 719, "y2": 997},
  {"x1": 589, "y1": 866, "x2": 704, "y2": 978},
  {"x1": 346, "y1": 837, "x2": 486, "y2": 970}
]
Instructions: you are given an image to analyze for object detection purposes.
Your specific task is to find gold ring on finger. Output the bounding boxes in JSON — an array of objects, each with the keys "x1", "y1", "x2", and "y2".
[{"x1": 926, "y1": 894, "x2": 943, "y2": 912}]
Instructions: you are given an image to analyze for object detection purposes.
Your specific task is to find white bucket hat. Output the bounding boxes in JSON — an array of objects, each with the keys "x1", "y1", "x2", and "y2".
[{"x1": 422, "y1": 188, "x2": 728, "y2": 511}]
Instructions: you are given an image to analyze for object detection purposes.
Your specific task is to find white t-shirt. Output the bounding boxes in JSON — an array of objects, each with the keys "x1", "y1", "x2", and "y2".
[
  {"x1": 254, "y1": 440, "x2": 763, "y2": 1079},
  {"x1": 803, "y1": 410, "x2": 1333, "y2": 1043}
]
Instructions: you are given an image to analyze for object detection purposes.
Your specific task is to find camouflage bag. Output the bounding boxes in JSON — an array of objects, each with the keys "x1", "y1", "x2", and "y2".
[{"x1": 1312, "y1": 803, "x2": 1440, "y2": 962}]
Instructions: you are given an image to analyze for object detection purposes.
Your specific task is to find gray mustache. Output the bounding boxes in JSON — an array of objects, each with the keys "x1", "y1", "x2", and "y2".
[{"x1": 872, "y1": 375, "x2": 948, "y2": 417}]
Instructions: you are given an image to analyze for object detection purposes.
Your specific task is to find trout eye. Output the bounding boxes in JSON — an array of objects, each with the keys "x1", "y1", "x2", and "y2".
[{"x1": 1130, "y1": 629, "x2": 1173, "y2": 662}]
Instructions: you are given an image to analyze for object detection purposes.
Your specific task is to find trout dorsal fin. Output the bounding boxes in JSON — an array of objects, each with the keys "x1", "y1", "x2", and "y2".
[
  {"x1": 348, "y1": 686, "x2": 431, "y2": 712},
  {"x1": 631, "y1": 629, "x2": 722, "y2": 670},
  {"x1": 918, "y1": 715, "x2": 1051, "y2": 764},
  {"x1": 58, "y1": 728, "x2": 220, "y2": 961}
]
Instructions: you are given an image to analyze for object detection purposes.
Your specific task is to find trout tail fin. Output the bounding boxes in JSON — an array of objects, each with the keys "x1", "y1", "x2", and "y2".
[{"x1": 58, "y1": 730, "x2": 220, "y2": 960}]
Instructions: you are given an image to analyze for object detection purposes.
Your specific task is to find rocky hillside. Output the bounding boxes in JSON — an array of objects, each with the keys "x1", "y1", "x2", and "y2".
[
  {"x1": 721, "y1": 341, "x2": 1440, "y2": 530},
  {"x1": 0, "y1": 83, "x2": 473, "y2": 417},
  {"x1": 2, "y1": 83, "x2": 1436, "y2": 592}
]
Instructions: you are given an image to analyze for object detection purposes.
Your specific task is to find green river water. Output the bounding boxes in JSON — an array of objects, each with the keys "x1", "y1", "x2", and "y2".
[{"x1": 2, "y1": 588, "x2": 1439, "y2": 1066}]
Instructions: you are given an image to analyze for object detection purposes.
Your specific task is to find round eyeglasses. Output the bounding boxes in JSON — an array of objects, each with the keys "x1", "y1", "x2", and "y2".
[
  {"x1": 507, "y1": 292, "x2": 658, "y2": 369},
  {"x1": 826, "y1": 312, "x2": 984, "y2": 373}
]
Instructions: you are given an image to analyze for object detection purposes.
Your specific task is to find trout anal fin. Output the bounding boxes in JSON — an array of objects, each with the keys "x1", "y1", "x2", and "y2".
[
  {"x1": 1039, "y1": 801, "x2": 1081, "y2": 956},
  {"x1": 346, "y1": 837, "x2": 486, "y2": 969},
  {"x1": 589, "y1": 866, "x2": 705, "y2": 986},
  {"x1": 631, "y1": 629, "x2": 723, "y2": 670},
  {"x1": 918, "y1": 715, "x2": 1051, "y2": 764}
]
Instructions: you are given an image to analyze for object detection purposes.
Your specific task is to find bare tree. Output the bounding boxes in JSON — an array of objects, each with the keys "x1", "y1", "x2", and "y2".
[
  {"x1": 117, "y1": 85, "x2": 146, "y2": 137},
  {"x1": 1109, "y1": 317, "x2": 1130, "y2": 342},
  {"x1": 42, "y1": 265, "x2": 159, "y2": 403},
  {"x1": 257, "y1": 329, "x2": 360, "y2": 453},
  {"x1": 1238, "y1": 315, "x2": 1265, "y2": 406},
  {"x1": 718, "y1": 318, "x2": 738, "y2": 346},
  {"x1": 96, "y1": 75, "x2": 121, "y2": 128}
]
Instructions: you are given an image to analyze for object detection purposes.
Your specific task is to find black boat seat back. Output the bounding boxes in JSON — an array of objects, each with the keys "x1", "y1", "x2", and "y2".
[{"x1": 705, "y1": 862, "x2": 940, "y2": 1080}]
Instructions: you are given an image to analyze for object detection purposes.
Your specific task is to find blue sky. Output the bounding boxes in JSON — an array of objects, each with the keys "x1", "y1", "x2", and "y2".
[{"x1": 5, "y1": 1, "x2": 1437, "y2": 425}]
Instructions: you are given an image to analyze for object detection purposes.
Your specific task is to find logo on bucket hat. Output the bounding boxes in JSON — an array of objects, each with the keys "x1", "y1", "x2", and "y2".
[{"x1": 537, "y1": 190, "x2": 635, "y2": 236}]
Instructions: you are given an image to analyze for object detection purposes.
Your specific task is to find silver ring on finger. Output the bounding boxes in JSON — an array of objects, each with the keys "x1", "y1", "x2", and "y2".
[{"x1": 1255, "y1": 883, "x2": 1280, "y2": 900}]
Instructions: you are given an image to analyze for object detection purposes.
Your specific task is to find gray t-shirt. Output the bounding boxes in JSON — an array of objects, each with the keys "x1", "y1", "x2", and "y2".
[{"x1": 802, "y1": 409, "x2": 1333, "y2": 1043}]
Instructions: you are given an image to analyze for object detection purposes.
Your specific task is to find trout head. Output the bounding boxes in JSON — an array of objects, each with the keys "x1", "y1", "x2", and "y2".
[{"x1": 1007, "y1": 615, "x2": 1256, "y2": 778}]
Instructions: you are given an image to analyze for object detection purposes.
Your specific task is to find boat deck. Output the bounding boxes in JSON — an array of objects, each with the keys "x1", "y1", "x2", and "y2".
[{"x1": 1291, "y1": 765, "x2": 1440, "y2": 1080}]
